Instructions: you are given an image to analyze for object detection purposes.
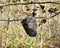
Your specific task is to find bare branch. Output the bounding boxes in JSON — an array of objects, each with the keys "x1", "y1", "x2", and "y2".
[{"x1": 44, "y1": 33, "x2": 56, "y2": 42}]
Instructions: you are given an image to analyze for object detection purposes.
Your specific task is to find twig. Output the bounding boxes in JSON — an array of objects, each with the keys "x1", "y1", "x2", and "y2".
[{"x1": 45, "y1": 33, "x2": 56, "y2": 42}]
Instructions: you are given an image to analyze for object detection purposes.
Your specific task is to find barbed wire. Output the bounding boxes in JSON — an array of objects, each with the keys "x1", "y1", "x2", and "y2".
[
  {"x1": 0, "y1": 1, "x2": 60, "y2": 23},
  {"x1": 0, "y1": 11, "x2": 60, "y2": 22},
  {"x1": 0, "y1": 1, "x2": 60, "y2": 39},
  {"x1": 0, "y1": 1, "x2": 60, "y2": 37},
  {"x1": 0, "y1": 1, "x2": 60, "y2": 7},
  {"x1": 0, "y1": 1, "x2": 60, "y2": 48}
]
